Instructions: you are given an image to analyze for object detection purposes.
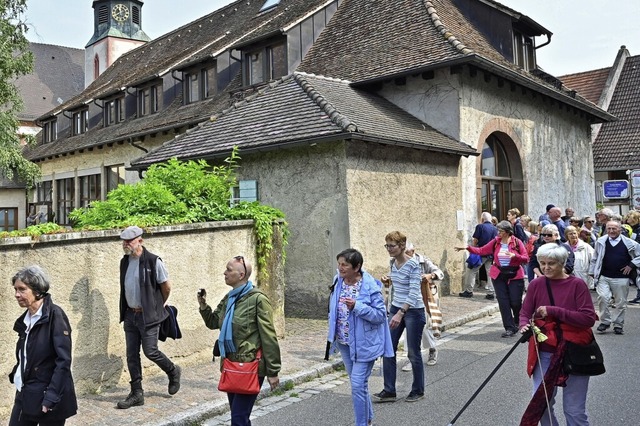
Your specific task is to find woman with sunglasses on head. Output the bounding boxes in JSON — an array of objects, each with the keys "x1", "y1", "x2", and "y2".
[
  {"x1": 530, "y1": 224, "x2": 575, "y2": 279},
  {"x1": 326, "y1": 249, "x2": 394, "y2": 426},
  {"x1": 456, "y1": 221, "x2": 529, "y2": 337},
  {"x1": 9, "y1": 265, "x2": 77, "y2": 426},
  {"x1": 374, "y1": 231, "x2": 426, "y2": 403},
  {"x1": 197, "y1": 256, "x2": 281, "y2": 426}
]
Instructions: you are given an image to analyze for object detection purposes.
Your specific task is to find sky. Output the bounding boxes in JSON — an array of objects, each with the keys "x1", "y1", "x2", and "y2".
[{"x1": 23, "y1": 0, "x2": 640, "y2": 76}]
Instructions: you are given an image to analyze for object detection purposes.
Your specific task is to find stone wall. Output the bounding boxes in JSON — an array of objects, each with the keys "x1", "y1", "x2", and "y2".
[{"x1": 0, "y1": 220, "x2": 285, "y2": 416}]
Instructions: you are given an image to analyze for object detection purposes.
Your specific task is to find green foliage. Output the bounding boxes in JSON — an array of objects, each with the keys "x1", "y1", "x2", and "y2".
[
  {"x1": 0, "y1": 222, "x2": 65, "y2": 239},
  {"x1": 0, "y1": 0, "x2": 40, "y2": 187},
  {"x1": 68, "y1": 149, "x2": 288, "y2": 274}
]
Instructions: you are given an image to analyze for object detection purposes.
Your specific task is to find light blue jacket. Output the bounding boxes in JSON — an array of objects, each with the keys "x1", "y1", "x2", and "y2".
[{"x1": 327, "y1": 270, "x2": 394, "y2": 363}]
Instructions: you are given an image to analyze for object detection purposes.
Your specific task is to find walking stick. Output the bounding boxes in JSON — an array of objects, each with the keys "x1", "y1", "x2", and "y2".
[{"x1": 447, "y1": 329, "x2": 532, "y2": 426}]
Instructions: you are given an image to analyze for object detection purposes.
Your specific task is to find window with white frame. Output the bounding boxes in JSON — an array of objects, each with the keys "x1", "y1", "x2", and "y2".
[
  {"x1": 104, "y1": 96, "x2": 124, "y2": 126},
  {"x1": 513, "y1": 31, "x2": 536, "y2": 71},
  {"x1": 184, "y1": 66, "x2": 215, "y2": 104},
  {"x1": 72, "y1": 109, "x2": 89, "y2": 135},
  {"x1": 231, "y1": 180, "x2": 258, "y2": 205},
  {"x1": 43, "y1": 119, "x2": 57, "y2": 143}
]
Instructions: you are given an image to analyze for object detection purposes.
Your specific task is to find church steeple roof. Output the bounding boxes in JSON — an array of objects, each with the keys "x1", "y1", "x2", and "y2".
[{"x1": 86, "y1": 0, "x2": 150, "y2": 47}]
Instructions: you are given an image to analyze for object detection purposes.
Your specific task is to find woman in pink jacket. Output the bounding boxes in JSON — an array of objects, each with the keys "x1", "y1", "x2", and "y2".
[{"x1": 456, "y1": 221, "x2": 529, "y2": 337}]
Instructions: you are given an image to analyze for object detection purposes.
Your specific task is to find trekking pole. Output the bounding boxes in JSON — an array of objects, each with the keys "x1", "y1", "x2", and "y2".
[{"x1": 447, "y1": 329, "x2": 532, "y2": 426}]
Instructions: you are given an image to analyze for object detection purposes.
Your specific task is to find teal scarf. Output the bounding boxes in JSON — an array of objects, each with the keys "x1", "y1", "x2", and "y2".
[{"x1": 219, "y1": 281, "x2": 253, "y2": 358}]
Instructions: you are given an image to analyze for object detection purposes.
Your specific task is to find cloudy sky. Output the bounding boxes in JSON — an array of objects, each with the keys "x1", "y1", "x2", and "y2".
[{"x1": 24, "y1": 0, "x2": 640, "y2": 76}]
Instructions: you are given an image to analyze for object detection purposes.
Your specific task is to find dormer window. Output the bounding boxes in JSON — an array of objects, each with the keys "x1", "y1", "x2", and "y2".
[
  {"x1": 72, "y1": 108, "x2": 89, "y2": 135},
  {"x1": 42, "y1": 118, "x2": 57, "y2": 143},
  {"x1": 244, "y1": 41, "x2": 287, "y2": 86},
  {"x1": 260, "y1": 0, "x2": 281, "y2": 12},
  {"x1": 138, "y1": 83, "x2": 161, "y2": 116},
  {"x1": 513, "y1": 31, "x2": 536, "y2": 71},
  {"x1": 104, "y1": 95, "x2": 125, "y2": 126},
  {"x1": 183, "y1": 65, "x2": 215, "y2": 104}
]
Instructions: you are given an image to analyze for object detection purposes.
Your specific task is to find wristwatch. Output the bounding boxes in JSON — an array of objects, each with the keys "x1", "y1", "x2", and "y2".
[{"x1": 399, "y1": 307, "x2": 407, "y2": 314}]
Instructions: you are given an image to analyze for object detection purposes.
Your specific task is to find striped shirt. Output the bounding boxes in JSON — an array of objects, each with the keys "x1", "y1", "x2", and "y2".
[{"x1": 390, "y1": 257, "x2": 424, "y2": 309}]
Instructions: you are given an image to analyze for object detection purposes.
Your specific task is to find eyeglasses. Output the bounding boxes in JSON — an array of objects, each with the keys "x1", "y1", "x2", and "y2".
[
  {"x1": 234, "y1": 255, "x2": 247, "y2": 276},
  {"x1": 540, "y1": 233, "x2": 554, "y2": 237},
  {"x1": 384, "y1": 244, "x2": 398, "y2": 250}
]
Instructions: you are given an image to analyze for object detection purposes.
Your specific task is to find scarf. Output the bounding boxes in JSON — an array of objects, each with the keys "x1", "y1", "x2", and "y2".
[{"x1": 219, "y1": 281, "x2": 253, "y2": 358}]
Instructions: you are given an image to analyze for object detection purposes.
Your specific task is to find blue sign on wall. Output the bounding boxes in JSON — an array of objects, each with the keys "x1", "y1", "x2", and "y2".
[{"x1": 603, "y1": 180, "x2": 630, "y2": 199}]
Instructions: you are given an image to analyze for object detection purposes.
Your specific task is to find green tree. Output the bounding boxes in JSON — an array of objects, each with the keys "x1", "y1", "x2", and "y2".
[{"x1": 0, "y1": 0, "x2": 39, "y2": 187}]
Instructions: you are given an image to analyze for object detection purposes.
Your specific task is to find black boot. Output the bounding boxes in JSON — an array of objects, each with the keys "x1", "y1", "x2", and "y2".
[
  {"x1": 168, "y1": 365, "x2": 181, "y2": 395},
  {"x1": 117, "y1": 386, "x2": 144, "y2": 409}
]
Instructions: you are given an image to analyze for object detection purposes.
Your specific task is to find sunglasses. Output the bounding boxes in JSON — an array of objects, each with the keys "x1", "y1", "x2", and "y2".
[
  {"x1": 234, "y1": 255, "x2": 247, "y2": 276},
  {"x1": 540, "y1": 233, "x2": 554, "y2": 237}
]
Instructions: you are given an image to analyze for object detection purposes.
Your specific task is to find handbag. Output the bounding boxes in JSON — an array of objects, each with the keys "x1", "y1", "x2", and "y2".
[
  {"x1": 563, "y1": 339, "x2": 606, "y2": 376},
  {"x1": 20, "y1": 382, "x2": 48, "y2": 418},
  {"x1": 544, "y1": 278, "x2": 605, "y2": 376},
  {"x1": 218, "y1": 349, "x2": 262, "y2": 395}
]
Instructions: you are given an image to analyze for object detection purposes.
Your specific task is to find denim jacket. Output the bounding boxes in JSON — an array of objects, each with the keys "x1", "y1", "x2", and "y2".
[{"x1": 327, "y1": 270, "x2": 394, "y2": 363}]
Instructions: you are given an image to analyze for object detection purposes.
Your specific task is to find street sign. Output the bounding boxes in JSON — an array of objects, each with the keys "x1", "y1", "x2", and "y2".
[{"x1": 602, "y1": 180, "x2": 629, "y2": 199}]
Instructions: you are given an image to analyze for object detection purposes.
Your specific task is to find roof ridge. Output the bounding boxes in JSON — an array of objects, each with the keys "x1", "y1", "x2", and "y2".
[
  {"x1": 423, "y1": 0, "x2": 473, "y2": 55},
  {"x1": 293, "y1": 72, "x2": 358, "y2": 132}
]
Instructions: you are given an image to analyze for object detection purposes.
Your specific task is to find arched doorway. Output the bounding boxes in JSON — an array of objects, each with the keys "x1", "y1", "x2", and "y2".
[{"x1": 479, "y1": 133, "x2": 525, "y2": 220}]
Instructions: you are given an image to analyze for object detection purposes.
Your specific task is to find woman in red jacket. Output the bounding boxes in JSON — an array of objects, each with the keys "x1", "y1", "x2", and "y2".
[{"x1": 456, "y1": 220, "x2": 529, "y2": 337}]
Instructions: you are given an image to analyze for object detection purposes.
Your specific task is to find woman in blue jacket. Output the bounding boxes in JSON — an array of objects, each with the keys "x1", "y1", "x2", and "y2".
[{"x1": 327, "y1": 249, "x2": 394, "y2": 426}]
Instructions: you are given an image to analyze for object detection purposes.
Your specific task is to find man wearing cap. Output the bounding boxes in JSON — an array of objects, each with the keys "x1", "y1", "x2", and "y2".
[{"x1": 117, "y1": 226, "x2": 181, "y2": 409}]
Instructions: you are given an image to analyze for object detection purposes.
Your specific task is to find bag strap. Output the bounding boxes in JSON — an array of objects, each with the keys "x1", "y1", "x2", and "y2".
[
  {"x1": 545, "y1": 277, "x2": 556, "y2": 306},
  {"x1": 324, "y1": 276, "x2": 339, "y2": 361}
]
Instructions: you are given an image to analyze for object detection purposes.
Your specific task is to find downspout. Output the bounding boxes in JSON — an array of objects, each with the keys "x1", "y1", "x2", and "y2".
[
  {"x1": 128, "y1": 137, "x2": 148, "y2": 153},
  {"x1": 535, "y1": 33, "x2": 552, "y2": 50}
]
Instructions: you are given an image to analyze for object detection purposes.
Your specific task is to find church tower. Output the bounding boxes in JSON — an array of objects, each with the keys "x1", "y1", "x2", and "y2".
[{"x1": 84, "y1": 1, "x2": 150, "y2": 87}]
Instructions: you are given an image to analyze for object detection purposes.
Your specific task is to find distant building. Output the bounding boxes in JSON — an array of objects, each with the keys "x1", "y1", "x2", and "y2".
[
  {"x1": 0, "y1": 42, "x2": 84, "y2": 231},
  {"x1": 24, "y1": 0, "x2": 613, "y2": 316},
  {"x1": 560, "y1": 46, "x2": 640, "y2": 214}
]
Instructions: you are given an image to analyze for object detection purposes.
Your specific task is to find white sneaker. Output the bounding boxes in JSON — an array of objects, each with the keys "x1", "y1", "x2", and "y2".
[
  {"x1": 401, "y1": 362, "x2": 412, "y2": 372},
  {"x1": 426, "y1": 350, "x2": 437, "y2": 366}
]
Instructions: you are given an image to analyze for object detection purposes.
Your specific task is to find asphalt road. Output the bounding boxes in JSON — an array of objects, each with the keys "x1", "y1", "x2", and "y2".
[{"x1": 243, "y1": 303, "x2": 639, "y2": 426}]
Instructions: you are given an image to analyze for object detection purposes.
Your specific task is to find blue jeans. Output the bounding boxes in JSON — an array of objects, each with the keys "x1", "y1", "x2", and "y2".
[
  {"x1": 337, "y1": 342, "x2": 375, "y2": 426},
  {"x1": 493, "y1": 277, "x2": 525, "y2": 332},
  {"x1": 383, "y1": 306, "x2": 426, "y2": 395},
  {"x1": 532, "y1": 352, "x2": 590, "y2": 426},
  {"x1": 227, "y1": 377, "x2": 265, "y2": 426},
  {"x1": 124, "y1": 310, "x2": 175, "y2": 385}
]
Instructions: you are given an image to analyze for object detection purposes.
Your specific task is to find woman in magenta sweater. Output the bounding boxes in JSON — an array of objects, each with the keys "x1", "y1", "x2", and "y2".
[
  {"x1": 456, "y1": 220, "x2": 529, "y2": 337},
  {"x1": 518, "y1": 243, "x2": 597, "y2": 426}
]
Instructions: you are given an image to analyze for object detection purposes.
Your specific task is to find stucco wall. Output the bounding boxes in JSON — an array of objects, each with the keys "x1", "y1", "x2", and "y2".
[
  {"x1": 345, "y1": 142, "x2": 464, "y2": 294},
  {"x1": 379, "y1": 66, "x2": 596, "y2": 239},
  {"x1": 236, "y1": 141, "x2": 466, "y2": 317},
  {"x1": 0, "y1": 220, "x2": 285, "y2": 417},
  {"x1": 236, "y1": 143, "x2": 351, "y2": 318},
  {"x1": 0, "y1": 189, "x2": 26, "y2": 230}
]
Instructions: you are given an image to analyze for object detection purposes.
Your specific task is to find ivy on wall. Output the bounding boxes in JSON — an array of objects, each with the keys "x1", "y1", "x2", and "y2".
[{"x1": 1, "y1": 148, "x2": 288, "y2": 278}]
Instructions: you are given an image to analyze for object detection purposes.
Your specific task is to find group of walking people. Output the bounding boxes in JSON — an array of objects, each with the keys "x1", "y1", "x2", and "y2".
[{"x1": 455, "y1": 205, "x2": 640, "y2": 425}]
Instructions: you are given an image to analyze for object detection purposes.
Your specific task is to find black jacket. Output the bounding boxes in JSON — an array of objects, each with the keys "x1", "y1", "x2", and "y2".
[
  {"x1": 119, "y1": 246, "x2": 169, "y2": 327},
  {"x1": 10, "y1": 295, "x2": 77, "y2": 421}
]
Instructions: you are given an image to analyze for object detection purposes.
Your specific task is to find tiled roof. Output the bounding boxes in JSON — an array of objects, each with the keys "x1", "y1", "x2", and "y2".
[
  {"x1": 39, "y1": 0, "x2": 330, "y2": 118},
  {"x1": 592, "y1": 55, "x2": 640, "y2": 171},
  {"x1": 131, "y1": 72, "x2": 477, "y2": 168},
  {"x1": 0, "y1": 175, "x2": 25, "y2": 189},
  {"x1": 15, "y1": 43, "x2": 84, "y2": 121},
  {"x1": 23, "y1": 73, "x2": 242, "y2": 161},
  {"x1": 559, "y1": 68, "x2": 611, "y2": 105},
  {"x1": 299, "y1": 0, "x2": 610, "y2": 121}
]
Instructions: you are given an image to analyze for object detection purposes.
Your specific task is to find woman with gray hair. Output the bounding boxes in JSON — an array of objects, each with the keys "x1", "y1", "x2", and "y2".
[
  {"x1": 519, "y1": 243, "x2": 597, "y2": 425},
  {"x1": 456, "y1": 220, "x2": 529, "y2": 337},
  {"x1": 529, "y1": 224, "x2": 575, "y2": 278},
  {"x1": 9, "y1": 265, "x2": 77, "y2": 425}
]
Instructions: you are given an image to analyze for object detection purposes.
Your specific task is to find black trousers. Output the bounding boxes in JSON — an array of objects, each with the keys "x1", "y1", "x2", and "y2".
[{"x1": 493, "y1": 277, "x2": 525, "y2": 332}]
